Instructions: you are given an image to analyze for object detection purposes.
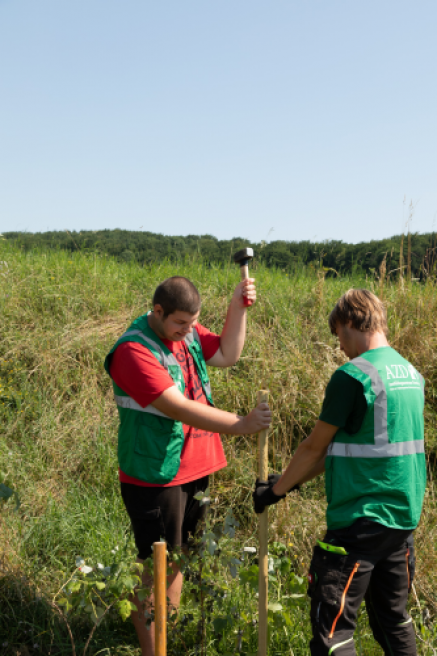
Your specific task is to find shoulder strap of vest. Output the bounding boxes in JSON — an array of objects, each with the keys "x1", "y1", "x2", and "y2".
[
  {"x1": 120, "y1": 312, "x2": 180, "y2": 369},
  {"x1": 120, "y1": 328, "x2": 181, "y2": 369},
  {"x1": 183, "y1": 327, "x2": 202, "y2": 348}
]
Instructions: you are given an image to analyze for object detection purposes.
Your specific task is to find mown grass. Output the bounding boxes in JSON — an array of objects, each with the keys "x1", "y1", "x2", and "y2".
[{"x1": 1, "y1": 241, "x2": 437, "y2": 654}]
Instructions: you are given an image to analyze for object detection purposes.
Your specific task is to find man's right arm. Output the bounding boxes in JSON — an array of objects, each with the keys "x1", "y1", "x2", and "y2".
[
  {"x1": 110, "y1": 341, "x2": 271, "y2": 435},
  {"x1": 151, "y1": 386, "x2": 271, "y2": 435}
]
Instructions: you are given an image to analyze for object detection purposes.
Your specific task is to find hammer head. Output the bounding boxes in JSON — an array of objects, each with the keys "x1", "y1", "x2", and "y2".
[{"x1": 234, "y1": 247, "x2": 254, "y2": 266}]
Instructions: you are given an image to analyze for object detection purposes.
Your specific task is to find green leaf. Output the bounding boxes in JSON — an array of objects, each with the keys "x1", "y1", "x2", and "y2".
[
  {"x1": 239, "y1": 564, "x2": 259, "y2": 591},
  {"x1": 204, "y1": 532, "x2": 218, "y2": 556},
  {"x1": 268, "y1": 602, "x2": 283, "y2": 613},
  {"x1": 271, "y1": 541, "x2": 287, "y2": 554},
  {"x1": 68, "y1": 581, "x2": 81, "y2": 593},
  {"x1": 213, "y1": 616, "x2": 232, "y2": 633},
  {"x1": 122, "y1": 576, "x2": 135, "y2": 591},
  {"x1": 137, "y1": 588, "x2": 149, "y2": 602},
  {"x1": 0, "y1": 483, "x2": 13, "y2": 500},
  {"x1": 0, "y1": 484, "x2": 20, "y2": 510},
  {"x1": 94, "y1": 581, "x2": 105, "y2": 590},
  {"x1": 282, "y1": 611, "x2": 293, "y2": 627},
  {"x1": 117, "y1": 599, "x2": 133, "y2": 622},
  {"x1": 90, "y1": 606, "x2": 105, "y2": 624},
  {"x1": 230, "y1": 557, "x2": 242, "y2": 566}
]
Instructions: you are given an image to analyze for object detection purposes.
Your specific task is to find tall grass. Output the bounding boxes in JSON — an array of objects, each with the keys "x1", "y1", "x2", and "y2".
[{"x1": 1, "y1": 241, "x2": 437, "y2": 654}]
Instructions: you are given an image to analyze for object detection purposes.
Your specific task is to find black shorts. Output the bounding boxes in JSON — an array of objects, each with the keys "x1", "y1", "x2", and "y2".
[{"x1": 120, "y1": 476, "x2": 209, "y2": 560}]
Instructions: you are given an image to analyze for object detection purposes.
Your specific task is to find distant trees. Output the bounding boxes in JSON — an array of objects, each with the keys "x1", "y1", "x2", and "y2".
[{"x1": 4, "y1": 229, "x2": 437, "y2": 278}]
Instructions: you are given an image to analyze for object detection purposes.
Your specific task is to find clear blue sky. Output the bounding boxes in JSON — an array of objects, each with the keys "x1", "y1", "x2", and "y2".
[{"x1": 1, "y1": 0, "x2": 436, "y2": 243}]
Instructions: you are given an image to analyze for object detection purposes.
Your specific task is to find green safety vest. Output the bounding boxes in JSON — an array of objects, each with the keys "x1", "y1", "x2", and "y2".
[
  {"x1": 104, "y1": 312, "x2": 214, "y2": 484},
  {"x1": 325, "y1": 346, "x2": 426, "y2": 531}
]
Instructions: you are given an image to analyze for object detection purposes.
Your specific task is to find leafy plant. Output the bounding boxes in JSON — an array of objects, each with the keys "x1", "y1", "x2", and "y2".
[{"x1": 0, "y1": 482, "x2": 20, "y2": 511}]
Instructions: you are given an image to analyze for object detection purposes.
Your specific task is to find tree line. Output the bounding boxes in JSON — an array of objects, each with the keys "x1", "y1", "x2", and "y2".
[{"x1": 4, "y1": 229, "x2": 437, "y2": 278}]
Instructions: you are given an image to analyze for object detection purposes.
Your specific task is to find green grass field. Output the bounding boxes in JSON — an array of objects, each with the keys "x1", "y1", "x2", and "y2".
[{"x1": 1, "y1": 241, "x2": 437, "y2": 655}]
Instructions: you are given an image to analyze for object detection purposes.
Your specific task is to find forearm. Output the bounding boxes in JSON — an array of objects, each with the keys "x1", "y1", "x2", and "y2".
[
  {"x1": 151, "y1": 386, "x2": 271, "y2": 435},
  {"x1": 298, "y1": 456, "x2": 326, "y2": 484},
  {"x1": 271, "y1": 421, "x2": 337, "y2": 494},
  {"x1": 161, "y1": 396, "x2": 244, "y2": 434},
  {"x1": 272, "y1": 443, "x2": 326, "y2": 495},
  {"x1": 218, "y1": 298, "x2": 247, "y2": 365}
]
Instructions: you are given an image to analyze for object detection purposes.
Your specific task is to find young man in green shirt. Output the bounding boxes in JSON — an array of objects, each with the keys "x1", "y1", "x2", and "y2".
[{"x1": 254, "y1": 288, "x2": 426, "y2": 656}]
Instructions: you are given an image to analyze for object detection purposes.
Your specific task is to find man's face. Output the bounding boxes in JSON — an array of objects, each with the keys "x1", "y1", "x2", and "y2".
[
  {"x1": 153, "y1": 306, "x2": 200, "y2": 341},
  {"x1": 335, "y1": 322, "x2": 358, "y2": 359}
]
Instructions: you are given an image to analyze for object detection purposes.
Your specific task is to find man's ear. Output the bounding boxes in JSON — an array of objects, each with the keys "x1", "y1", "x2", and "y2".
[{"x1": 153, "y1": 304, "x2": 165, "y2": 320}]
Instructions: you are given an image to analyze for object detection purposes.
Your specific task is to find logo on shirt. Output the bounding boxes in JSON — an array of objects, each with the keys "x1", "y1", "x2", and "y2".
[
  {"x1": 385, "y1": 363, "x2": 421, "y2": 392},
  {"x1": 385, "y1": 364, "x2": 418, "y2": 380}
]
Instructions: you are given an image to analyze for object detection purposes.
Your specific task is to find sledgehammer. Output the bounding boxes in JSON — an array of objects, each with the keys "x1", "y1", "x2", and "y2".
[{"x1": 234, "y1": 247, "x2": 254, "y2": 307}]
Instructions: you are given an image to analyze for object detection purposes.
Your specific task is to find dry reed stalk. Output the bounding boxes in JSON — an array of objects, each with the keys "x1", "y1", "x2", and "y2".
[
  {"x1": 378, "y1": 254, "x2": 387, "y2": 300},
  {"x1": 399, "y1": 234, "x2": 404, "y2": 289}
]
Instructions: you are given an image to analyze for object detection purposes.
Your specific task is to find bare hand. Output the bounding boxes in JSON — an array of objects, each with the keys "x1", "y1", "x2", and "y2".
[
  {"x1": 233, "y1": 278, "x2": 256, "y2": 308},
  {"x1": 239, "y1": 402, "x2": 271, "y2": 434}
]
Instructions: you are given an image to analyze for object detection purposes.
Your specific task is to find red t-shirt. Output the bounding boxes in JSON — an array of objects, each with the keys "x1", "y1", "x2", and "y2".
[{"x1": 110, "y1": 322, "x2": 227, "y2": 487}]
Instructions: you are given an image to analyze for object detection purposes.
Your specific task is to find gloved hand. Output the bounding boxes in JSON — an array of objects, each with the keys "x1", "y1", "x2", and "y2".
[
  {"x1": 253, "y1": 476, "x2": 286, "y2": 514},
  {"x1": 253, "y1": 473, "x2": 301, "y2": 514}
]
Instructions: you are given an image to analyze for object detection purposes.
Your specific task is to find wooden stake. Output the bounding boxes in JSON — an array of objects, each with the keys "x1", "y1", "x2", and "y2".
[
  {"x1": 258, "y1": 390, "x2": 269, "y2": 656},
  {"x1": 154, "y1": 541, "x2": 167, "y2": 656}
]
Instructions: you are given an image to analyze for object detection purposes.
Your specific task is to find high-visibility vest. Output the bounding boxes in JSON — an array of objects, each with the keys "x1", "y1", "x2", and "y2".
[
  {"x1": 326, "y1": 346, "x2": 426, "y2": 530},
  {"x1": 104, "y1": 312, "x2": 214, "y2": 484}
]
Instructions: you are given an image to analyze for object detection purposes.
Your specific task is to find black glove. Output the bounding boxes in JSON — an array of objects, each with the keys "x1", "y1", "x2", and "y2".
[
  {"x1": 253, "y1": 476, "x2": 286, "y2": 514},
  {"x1": 253, "y1": 474, "x2": 301, "y2": 514}
]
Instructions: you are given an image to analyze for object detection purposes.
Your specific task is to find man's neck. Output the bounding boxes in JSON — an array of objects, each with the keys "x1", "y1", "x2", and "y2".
[
  {"x1": 147, "y1": 311, "x2": 166, "y2": 340},
  {"x1": 356, "y1": 331, "x2": 389, "y2": 357}
]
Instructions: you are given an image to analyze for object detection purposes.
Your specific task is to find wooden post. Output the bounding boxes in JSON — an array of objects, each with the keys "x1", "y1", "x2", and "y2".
[
  {"x1": 154, "y1": 541, "x2": 167, "y2": 656},
  {"x1": 258, "y1": 390, "x2": 269, "y2": 656}
]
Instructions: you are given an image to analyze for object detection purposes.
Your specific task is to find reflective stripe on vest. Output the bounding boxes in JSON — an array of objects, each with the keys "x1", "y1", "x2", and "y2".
[
  {"x1": 114, "y1": 394, "x2": 169, "y2": 418},
  {"x1": 120, "y1": 329, "x2": 180, "y2": 369},
  {"x1": 327, "y1": 356, "x2": 425, "y2": 459},
  {"x1": 114, "y1": 326, "x2": 211, "y2": 417}
]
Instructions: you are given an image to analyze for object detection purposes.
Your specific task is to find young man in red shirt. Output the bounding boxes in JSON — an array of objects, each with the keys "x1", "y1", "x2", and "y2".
[{"x1": 105, "y1": 275, "x2": 270, "y2": 655}]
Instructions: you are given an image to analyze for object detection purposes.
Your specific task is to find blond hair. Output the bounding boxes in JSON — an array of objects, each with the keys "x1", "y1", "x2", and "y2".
[{"x1": 329, "y1": 289, "x2": 388, "y2": 335}]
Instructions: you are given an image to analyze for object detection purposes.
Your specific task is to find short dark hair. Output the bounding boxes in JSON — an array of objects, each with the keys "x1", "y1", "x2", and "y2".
[
  {"x1": 153, "y1": 277, "x2": 201, "y2": 318},
  {"x1": 329, "y1": 288, "x2": 388, "y2": 335}
]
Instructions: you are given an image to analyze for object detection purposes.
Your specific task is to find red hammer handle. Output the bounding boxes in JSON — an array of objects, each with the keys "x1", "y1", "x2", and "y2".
[{"x1": 240, "y1": 264, "x2": 254, "y2": 307}]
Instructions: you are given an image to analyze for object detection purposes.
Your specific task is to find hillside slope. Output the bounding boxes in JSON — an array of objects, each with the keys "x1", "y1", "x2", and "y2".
[{"x1": 1, "y1": 242, "x2": 436, "y2": 653}]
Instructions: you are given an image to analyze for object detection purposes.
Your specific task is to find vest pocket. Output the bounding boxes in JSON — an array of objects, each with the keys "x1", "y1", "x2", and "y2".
[
  {"x1": 133, "y1": 413, "x2": 184, "y2": 483},
  {"x1": 134, "y1": 414, "x2": 177, "y2": 458}
]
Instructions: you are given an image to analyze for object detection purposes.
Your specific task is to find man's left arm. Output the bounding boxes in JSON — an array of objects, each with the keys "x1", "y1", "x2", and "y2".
[{"x1": 206, "y1": 278, "x2": 256, "y2": 368}]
